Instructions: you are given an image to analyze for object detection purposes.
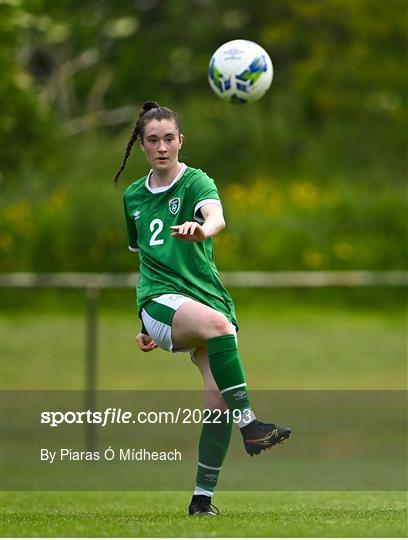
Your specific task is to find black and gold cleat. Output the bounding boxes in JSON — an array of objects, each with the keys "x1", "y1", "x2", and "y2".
[
  {"x1": 188, "y1": 495, "x2": 219, "y2": 516},
  {"x1": 241, "y1": 420, "x2": 292, "y2": 456}
]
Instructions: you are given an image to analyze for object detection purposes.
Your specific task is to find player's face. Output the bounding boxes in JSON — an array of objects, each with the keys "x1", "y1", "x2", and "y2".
[{"x1": 141, "y1": 119, "x2": 183, "y2": 172}]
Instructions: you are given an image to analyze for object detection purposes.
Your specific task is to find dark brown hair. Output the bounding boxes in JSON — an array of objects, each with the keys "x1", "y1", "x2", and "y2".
[{"x1": 113, "y1": 101, "x2": 182, "y2": 186}]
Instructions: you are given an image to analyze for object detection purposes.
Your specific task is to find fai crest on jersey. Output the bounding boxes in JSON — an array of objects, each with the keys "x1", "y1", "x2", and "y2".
[{"x1": 168, "y1": 197, "x2": 181, "y2": 215}]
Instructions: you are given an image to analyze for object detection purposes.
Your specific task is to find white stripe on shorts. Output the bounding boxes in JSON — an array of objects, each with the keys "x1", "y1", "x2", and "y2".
[
  {"x1": 141, "y1": 294, "x2": 195, "y2": 353},
  {"x1": 141, "y1": 309, "x2": 172, "y2": 352},
  {"x1": 152, "y1": 293, "x2": 194, "y2": 310}
]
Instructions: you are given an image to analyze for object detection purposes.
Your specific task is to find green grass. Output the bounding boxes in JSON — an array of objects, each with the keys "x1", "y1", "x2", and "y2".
[
  {"x1": 1, "y1": 491, "x2": 407, "y2": 537},
  {"x1": 1, "y1": 290, "x2": 406, "y2": 536}
]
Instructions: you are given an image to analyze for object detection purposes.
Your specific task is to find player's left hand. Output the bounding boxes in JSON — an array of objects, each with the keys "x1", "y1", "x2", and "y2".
[
  {"x1": 170, "y1": 222, "x2": 207, "y2": 242},
  {"x1": 136, "y1": 333, "x2": 158, "y2": 352}
]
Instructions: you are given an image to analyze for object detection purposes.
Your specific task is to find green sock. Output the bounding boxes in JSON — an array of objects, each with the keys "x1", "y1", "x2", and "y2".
[
  {"x1": 195, "y1": 411, "x2": 232, "y2": 493},
  {"x1": 207, "y1": 334, "x2": 252, "y2": 411}
]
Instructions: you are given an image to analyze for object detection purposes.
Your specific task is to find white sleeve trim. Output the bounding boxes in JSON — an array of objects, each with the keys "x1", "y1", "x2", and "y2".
[
  {"x1": 128, "y1": 245, "x2": 139, "y2": 253},
  {"x1": 194, "y1": 199, "x2": 222, "y2": 223}
]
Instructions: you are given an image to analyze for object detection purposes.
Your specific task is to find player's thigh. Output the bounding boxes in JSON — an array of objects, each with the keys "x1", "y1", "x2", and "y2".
[
  {"x1": 141, "y1": 293, "x2": 235, "y2": 352},
  {"x1": 171, "y1": 300, "x2": 232, "y2": 350}
]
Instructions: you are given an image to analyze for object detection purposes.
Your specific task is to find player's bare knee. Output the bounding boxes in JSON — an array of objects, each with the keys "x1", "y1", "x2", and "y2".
[{"x1": 207, "y1": 312, "x2": 231, "y2": 338}]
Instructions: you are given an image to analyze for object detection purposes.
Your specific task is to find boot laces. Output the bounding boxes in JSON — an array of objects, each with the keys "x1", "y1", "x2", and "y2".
[
  {"x1": 258, "y1": 421, "x2": 277, "y2": 432},
  {"x1": 196, "y1": 495, "x2": 219, "y2": 515}
]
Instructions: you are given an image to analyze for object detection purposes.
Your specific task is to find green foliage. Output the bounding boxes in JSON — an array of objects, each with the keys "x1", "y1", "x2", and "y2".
[
  {"x1": 219, "y1": 177, "x2": 406, "y2": 270},
  {"x1": 1, "y1": 0, "x2": 406, "y2": 271},
  {"x1": 1, "y1": 131, "x2": 405, "y2": 271},
  {"x1": 0, "y1": 2, "x2": 58, "y2": 171}
]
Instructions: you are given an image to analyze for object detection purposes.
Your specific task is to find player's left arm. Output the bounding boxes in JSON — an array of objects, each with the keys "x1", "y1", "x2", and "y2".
[
  {"x1": 136, "y1": 332, "x2": 158, "y2": 352},
  {"x1": 170, "y1": 203, "x2": 225, "y2": 242}
]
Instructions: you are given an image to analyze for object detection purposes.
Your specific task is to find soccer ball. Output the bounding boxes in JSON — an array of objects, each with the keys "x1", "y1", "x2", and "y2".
[{"x1": 208, "y1": 39, "x2": 273, "y2": 104}]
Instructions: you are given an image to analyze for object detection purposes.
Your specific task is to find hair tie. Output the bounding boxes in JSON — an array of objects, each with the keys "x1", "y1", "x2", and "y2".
[{"x1": 142, "y1": 101, "x2": 160, "y2": 114}]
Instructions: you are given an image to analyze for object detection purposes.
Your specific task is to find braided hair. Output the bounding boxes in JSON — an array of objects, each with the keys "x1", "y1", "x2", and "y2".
[{"x1": 113, "y1": 101, "x2": 182, "y2": 186}]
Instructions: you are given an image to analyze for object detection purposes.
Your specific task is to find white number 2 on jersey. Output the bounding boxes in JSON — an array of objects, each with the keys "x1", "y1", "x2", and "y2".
[{"x1": 149, "y1": 218, "x2": 164, "y2": 246}]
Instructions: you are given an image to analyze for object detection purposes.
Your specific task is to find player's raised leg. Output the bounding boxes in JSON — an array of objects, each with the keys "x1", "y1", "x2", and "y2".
[
  {"x1": 172, "y1": 300, "x2": 292, "y2": 456},
  {"x1": 172, "y1": 299, "x2": 253, "y2": 417}
]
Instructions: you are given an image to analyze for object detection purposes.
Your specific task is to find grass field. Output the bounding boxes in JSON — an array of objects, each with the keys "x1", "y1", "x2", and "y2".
[
  {"x1": 1, "y1": 288, "x2": 407, "y2": 537},
  {"x1": 1, "y1": 491, "x2": 407, "y2": 537}
]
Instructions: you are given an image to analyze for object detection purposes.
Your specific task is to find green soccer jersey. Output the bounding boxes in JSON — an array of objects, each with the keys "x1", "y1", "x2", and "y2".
[{"x1": 123, "y1": 164, "x2": 238, "y2": 328}]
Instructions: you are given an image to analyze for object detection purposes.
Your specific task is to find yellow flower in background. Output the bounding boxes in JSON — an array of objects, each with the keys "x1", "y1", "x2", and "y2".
[
  {"x1": 0, "y1": 232, "x2": 14, "y2": 252},
  {"x1": 225, "y1": 183, "x2": 247, "y2": 210},
  {"x1": 265, "y1": 190, "x2": 284, "y2": 217},
  {"x1": 247, "y1": 180, "x2": 269, "y2": 208},
  {"x1": 303, "y1": 248, "x2": 324, "y2": 269},
  {"x1": 4, "y1": 202, "x2": 31, "y2": 225},
  {"x1": 214, "y1": 230, "x2": 240, "y2": 268},
  {"x1": 224, "y1": 178, "x2": 284, "y2": 217},
  {"x1": 3, "y1": 201, "x2": 35, "y2": 239},
  {"x1": 49, "y1": 187, "x2": 66, "y2": 210},
  {"x1": 333, "y1": 241, "x2": 353, "y2": 260},
  {"x1": 290, "y1": 181, "x2": 320, "y2": 210}
]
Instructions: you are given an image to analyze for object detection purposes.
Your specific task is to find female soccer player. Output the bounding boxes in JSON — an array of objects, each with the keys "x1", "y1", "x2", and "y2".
[{"x1": 114, "y1": 101, "x2": 291, "y2": 516}]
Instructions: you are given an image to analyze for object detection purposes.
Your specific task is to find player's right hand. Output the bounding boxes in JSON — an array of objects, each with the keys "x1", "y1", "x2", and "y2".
[{"x1": 136, "y1": 332, "x2": 158, "y2": 352}]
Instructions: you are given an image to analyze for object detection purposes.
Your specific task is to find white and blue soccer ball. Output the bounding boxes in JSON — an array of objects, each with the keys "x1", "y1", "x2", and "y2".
[{"x1": 208, "y1": 39, "x2": 273, "y2": 104}]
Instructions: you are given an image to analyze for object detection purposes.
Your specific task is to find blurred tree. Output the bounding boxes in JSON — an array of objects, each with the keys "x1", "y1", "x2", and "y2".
[
  {"x1": 1, "y1": 0, "x2": 406, "y2": 174},
  {"x1": 0, "y1": 0, "x2": 406, "y2": 272}
]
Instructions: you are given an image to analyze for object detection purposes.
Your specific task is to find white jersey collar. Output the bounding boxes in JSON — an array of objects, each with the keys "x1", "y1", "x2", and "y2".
[{"x1": 145, "y1": 163, "x2": 187, "y2": 194}]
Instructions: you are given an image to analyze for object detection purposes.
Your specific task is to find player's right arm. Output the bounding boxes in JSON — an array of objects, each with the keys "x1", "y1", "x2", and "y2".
[
  {"x1": 170, "y1": 201, "x2": 225, "y2": 242},
  {"x1": 200, "y1": 202, "x2": 226, "y2": 237}
]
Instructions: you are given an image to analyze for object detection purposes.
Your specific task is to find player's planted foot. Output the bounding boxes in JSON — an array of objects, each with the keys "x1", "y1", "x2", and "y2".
[
  {"x1": 241, "y1": 420, "x2": 292, "y2": 456},
  {"x1": 188, "y1": 495, "x2": 219, "y2": 516}
]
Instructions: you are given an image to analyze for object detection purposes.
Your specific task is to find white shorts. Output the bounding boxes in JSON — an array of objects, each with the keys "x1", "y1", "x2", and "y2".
[{"x1": 141, "y1": 293, "x2": 236, "y2": 354}]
